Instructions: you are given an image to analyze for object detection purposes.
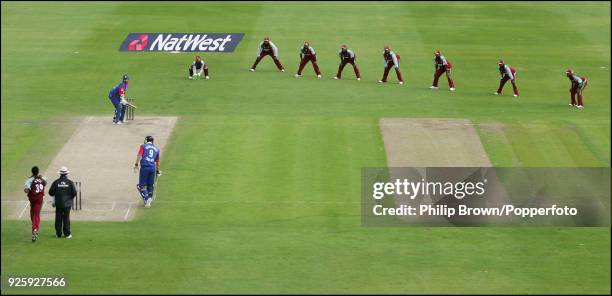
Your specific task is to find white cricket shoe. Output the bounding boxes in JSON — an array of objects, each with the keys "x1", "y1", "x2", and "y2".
[
  {"x1": 250, "y1": 68, "x2": 255, "y2": 72},
  {"x1": 333, "y1": 77, "x2": 339, "y2": 80},
  {"x1": 430, "y1": 86, "x2": 438, "y2": 90},
  {"x1": 399, "y1": 81, "x2": 404, "y2": 85},
  {"x1": 494, "y1": 92, "x2": 499, "y2": 95},
  {"x1": 66, "y1": 235, "x2": 72, "y2": 239},
  {"x1": 295, "y1": 74, "x2": 301, "y2": 78},
  {"x1": 145, "y1": 198, "x2": 152, "y2": 208},
  {"x1": 513, "y1": 94, "x2": 518, "y2": 97},
  {"x1": 577, "y1": 105, "x2": 584, "y2": 109},
  {"x1": 568, "y1": 103, "x2": 574, "y2": 107},
  {"x1": 317, "y1": 75, "x2": 322, "y2": 78},
  {"x1": 281, "y1": 69, "x2": 285, "y2": 72},
  {"x1": 378, "y1": 80, "x2": 384, "y2": 83},
  {"x1": 450, "y1": 87, "x2": 456, "y2": 91},
  {"x1": 115, "y1": 121, "x2": 123, "y2": 125},
  {"x1": 205, "y1": 76, "x2": 210, "y2": 80},
  {"x1": 357, "y1": 78, "x2": 361, "y2": 81}
]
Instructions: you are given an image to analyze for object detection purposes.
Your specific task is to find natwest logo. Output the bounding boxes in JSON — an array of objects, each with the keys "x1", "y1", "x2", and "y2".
[
  {"x1": 128, "y1": 34, "x2": 149, "y2": 51},
  {"x1": 119, "y1": 33, "x2": 244, "y2": 52}
]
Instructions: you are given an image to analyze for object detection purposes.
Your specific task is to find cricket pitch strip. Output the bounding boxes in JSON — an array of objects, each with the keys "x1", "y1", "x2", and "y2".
[
  {"x1": 379, "y1": 118, "x2": 492, "y2": 167},
  {"x1": 2, "y1": 116, "x2": 177, "y2": 221},
  {"x1": 378, "y1": 118, "x2": 497, "y2": 225}
]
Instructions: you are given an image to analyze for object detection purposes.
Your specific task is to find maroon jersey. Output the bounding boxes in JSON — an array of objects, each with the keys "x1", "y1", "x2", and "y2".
[
  {"x1": 384, "y1": 51, "x2": 400, "y2": 62},
  {"x1": 261, "y1": 42, "x2": 273, "y2": 51},
  {"x1": 435, "y1": 55, "x2": 452, "y2": 69},
  {"x1": 383, "y1": 52, "x2": 392, "y2": 63},
  {"x1": 339, "y1": 49, "x2": 355, "y2": 62},
  {"x1": 499, "y1": 65, "x2": 516, "y2": 79},
  {"x1": 192, "y1": 60, "x2": 205, "y2": 70},
  {"x1": 300, "y1": 46, "x2": 316, "y2": 57},
  {"x1": 568, "y1": 74, "x2": 586, "y2": 85},
  {"x1": 27, "y1": 175, "x2": 47, "y2": 200},
  {"x1": 383, "y1": 51, "x2": 400, "y2": 68}
]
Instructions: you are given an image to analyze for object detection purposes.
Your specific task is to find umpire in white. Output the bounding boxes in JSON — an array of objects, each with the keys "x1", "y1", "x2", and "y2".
[{"x1": 48, "y1": 166, "x2": 77, "y2": 239}]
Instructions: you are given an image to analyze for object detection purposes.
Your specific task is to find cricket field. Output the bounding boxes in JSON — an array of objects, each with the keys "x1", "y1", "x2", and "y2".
[{"x1": 1, "y1": 1, "x2": 610, "y2": 294}]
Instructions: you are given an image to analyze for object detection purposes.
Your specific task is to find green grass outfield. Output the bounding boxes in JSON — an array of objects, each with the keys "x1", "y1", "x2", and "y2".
[{"x1": 1, "y1": 1, "x2": 610, "y2": 294}]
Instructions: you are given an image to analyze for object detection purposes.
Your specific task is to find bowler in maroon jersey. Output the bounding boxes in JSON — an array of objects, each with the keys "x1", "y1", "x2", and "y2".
[{"x1": 23, "y1": 166, "x2": 47, "y2": 242}]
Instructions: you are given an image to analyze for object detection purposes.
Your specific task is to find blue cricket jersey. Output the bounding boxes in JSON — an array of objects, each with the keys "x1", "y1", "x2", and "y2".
[
  {"x1": 138, "y1": 143, "x2": 160, "y2": 169},
  {"x1": 108, "y1": 82, "x2": 128, "y2": 101}
]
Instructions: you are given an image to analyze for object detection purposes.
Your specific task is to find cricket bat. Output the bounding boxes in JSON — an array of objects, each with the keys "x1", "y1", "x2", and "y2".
[
  {"x1": 122, "y1": 98, "x2": 138, "y2": 109},
  {"x1": 153, "y1": 170, "x2": 161, "y2": 200},
  {"x1": 125, "y1": 101, "x2": 138, "y2": 109}
]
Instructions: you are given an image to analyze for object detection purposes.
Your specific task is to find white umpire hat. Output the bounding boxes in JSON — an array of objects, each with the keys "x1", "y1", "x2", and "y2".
[{"x1": 58, "y1": 166, "x2": 70, "y2": 175}]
